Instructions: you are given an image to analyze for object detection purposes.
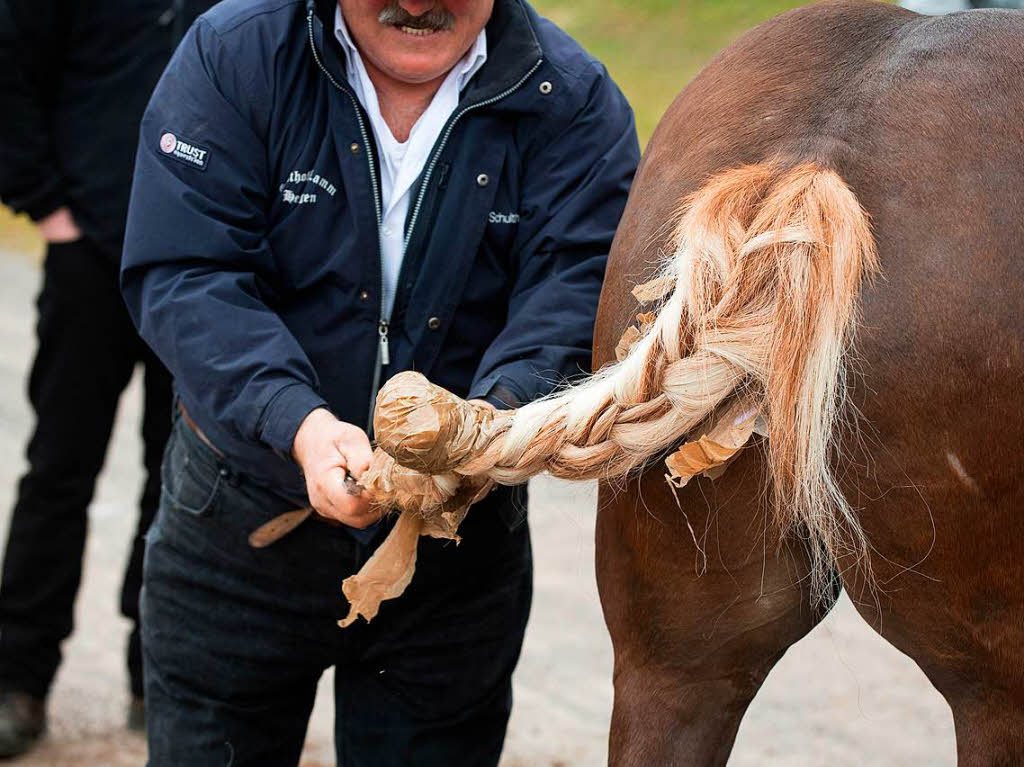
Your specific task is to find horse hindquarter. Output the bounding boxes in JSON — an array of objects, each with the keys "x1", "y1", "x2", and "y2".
[{"x1": 594, "y1": 3, "x2": 1024, "y2": 764}]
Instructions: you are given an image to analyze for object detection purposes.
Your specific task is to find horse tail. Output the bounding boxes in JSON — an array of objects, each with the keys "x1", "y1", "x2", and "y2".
[
  {"x1": 374, "y1": 160, "x2": 878, "y2": 601},
  {"x1": 667, "y1": 161, "x2": 879, "y2": 598}
]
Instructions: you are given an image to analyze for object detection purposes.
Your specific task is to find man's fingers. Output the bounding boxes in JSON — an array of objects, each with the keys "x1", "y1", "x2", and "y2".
[
  {"x1": 324, "y1": 469, "x2": 363, "y2": 511},
  {"x1": 296, "y1": 415, "x2": 376, "y2": 525},
  {"x1": 320, "y1": 469, "x2": 377, "y2": 527},
  {"x1": 339, "y1": 438, "x2": 373, "y2": 478}
]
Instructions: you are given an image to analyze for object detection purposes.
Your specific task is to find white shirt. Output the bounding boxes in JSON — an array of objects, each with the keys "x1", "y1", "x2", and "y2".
[{"x1": 334, "y1": 8, "x2": 487, "y2": 319}]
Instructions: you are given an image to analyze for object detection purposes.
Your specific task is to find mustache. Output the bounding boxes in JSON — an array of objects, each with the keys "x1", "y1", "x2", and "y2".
[{"x1": 378, "y1": 2, "x2": 455, "y2": 31}]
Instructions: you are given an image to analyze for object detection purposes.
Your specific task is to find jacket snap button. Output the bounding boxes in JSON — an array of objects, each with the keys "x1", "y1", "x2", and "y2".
[
  {"x1": 427, "y1": 316, "x2": 441, "y2": 330},
  {"x1": 539, "y1": 80, "x2": 553, "y2": 95},
  {"x1": 359, "y1": 290, "x2": 370, "y2": 301},
  {"x1": 350, "y1": 142, "x2": 360, "y2": 154},
  {"x1": 476, "y1": 173, "x2": 489, "y2": 187}
]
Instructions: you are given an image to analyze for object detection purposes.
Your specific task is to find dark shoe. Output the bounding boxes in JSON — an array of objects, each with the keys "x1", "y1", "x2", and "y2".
[
  {"x1": 0, "y1": 691, "x2": 45, "y2": 758},
  {"x1": 126, "y1": 695, "x2": 145, "y2": 733}
]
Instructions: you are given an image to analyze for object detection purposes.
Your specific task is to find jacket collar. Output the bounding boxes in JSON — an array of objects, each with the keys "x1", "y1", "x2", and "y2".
[{"x1": 308, "y1": 0, "x2": 542, "y2": 108}]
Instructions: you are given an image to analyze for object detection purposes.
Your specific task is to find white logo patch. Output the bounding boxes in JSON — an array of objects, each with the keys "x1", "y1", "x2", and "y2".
[{"x1": 158, "y1": 130, "x2": 209, "y2": 170}]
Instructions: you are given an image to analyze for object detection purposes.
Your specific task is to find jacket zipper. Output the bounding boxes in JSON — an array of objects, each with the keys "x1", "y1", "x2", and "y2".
[
  {"x1": 402, "y1": 58, "x2": 543, "y2": 254},
  {"x1": 391, "y1": 60, "x2": 542, "y2": 336},
  {"x1": 307, "y1": 11, "x2": 387, "y2": 429},
  {"x1": 308, "y1": 10, "x2": 542, "y2": 426}
]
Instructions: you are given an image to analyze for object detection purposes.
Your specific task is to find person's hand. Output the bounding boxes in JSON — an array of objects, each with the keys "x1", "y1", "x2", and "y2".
[
  {"x1": 468, "y1": 399, "x2": 495, "y2": 411},
  {"x1": 292, "y1": 408, "x2": 381, "y2": 528},
  {"x1": 37, "y1": 207, "x2": 82, "y2": 243}
]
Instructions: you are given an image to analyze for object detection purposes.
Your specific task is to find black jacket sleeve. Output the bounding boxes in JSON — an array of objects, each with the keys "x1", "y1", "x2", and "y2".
[{"x1": 0, "y1": 0, "x2": 67, "y2": 220}]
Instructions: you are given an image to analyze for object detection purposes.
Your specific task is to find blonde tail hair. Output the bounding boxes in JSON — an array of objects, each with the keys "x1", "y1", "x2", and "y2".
[
  {"x1": 676, "y1": 161, "x2": 879, "y2": 597},
  {"x1": 374, "y1": 161, "x2": 879, "y2": 600}
]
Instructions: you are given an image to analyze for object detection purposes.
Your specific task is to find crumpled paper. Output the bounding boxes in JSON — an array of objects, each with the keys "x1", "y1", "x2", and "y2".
[
  {"x1": 338, "y1": 473, "x2": 492, "y2": 627},
  {"x1": 338, "y1": 507, "x2": 423, "y2": 627},
  {"x1": 614, "y1": 311, "x2": 660, "y2": 361},
  {"x1": 615, "y1": 325, "x2": 642, "y2": 361},
  {"x1": 632, "y1": 274, "x2": 675, "y2": 303},
  {"x1": 665, "y1": 395, "x2": 764, "y2": 488},
  {"x1": 372, "y1": 371, "x2": 501, "y2": 474}
]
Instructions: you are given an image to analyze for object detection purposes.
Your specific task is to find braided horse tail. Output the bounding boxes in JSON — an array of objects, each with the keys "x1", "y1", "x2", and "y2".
[{"x1": 373, "y1": 160, "x2": 878, "y2": 601}]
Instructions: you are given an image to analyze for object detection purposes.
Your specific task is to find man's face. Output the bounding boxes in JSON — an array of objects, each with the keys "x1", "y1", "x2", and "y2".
[{"x1": 340, "y1": 1, "x2": 494, "y2": 85}]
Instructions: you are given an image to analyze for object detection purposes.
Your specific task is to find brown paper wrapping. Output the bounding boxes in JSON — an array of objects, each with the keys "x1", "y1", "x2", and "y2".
[
  {"x1": 665, "y1": 396, "x2": 760, "y2": 488},
  {"x1": 631, "y1": 274, "x2": 675, "y2": 303},
  {"x1": 615, "y1": 325, "x2": 642, "y2": 361},
  {"x1": 337, "y1": 465, "x2": 494, "y2": 627},
  {"x1": 372, "y1": 371, "x2": 502, "y2": 475},
  {"x1": 338, "y1": 509, "x2": 424, "y2": 627},
  {"x1": 335, "y1": 374, "x2": 759, "y2": 627},
  {"x1": 614, "y1": 312, "x2": 661, "y2": 362}
]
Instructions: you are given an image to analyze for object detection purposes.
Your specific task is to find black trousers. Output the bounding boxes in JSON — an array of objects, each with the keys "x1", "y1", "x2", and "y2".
[
  {"x1": 0, "y1": 238, "x2": 172, "y2": 698},
  {"x1": 144, "y1": 414, "x2": 532, "y2": 766}
]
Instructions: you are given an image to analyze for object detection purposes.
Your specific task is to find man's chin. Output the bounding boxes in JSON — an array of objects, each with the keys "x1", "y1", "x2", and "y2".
[{"x1": 375, "y1": 50, "x2": 463, "y2": 86}]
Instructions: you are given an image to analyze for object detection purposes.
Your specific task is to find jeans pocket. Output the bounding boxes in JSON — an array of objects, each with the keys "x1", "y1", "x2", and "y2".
[{"x1": 160, "y1": 431, "x2": 223, "y2": 517}]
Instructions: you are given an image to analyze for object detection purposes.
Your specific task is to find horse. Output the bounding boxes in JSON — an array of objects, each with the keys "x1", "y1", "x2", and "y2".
[
  {"x1": 336, "y1": 1, "x2": 1022, "y2": 761},
  {"x1": 591, "y1": 2, "x2": 1024, "y2": 764}
]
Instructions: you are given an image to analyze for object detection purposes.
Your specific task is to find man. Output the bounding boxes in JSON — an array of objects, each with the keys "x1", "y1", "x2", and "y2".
[
  {"x1": 0, "y1": 0, "x2": 214, "y2": 756},
  {"x1": 122, "y1": 0, "x2": 638, "y2": 763}
]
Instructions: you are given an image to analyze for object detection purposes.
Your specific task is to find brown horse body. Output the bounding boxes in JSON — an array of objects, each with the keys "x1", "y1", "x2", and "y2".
[{"x1": 593, "y1": 3, "x2": 1024, "y2": 764}]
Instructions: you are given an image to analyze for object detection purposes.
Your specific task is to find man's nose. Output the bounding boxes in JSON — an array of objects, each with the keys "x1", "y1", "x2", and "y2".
[{"x1": 397, "y1": 0, "x2": 438, "y2": 16}]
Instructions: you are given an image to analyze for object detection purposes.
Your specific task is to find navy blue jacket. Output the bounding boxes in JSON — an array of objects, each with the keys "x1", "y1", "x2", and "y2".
[{"x1": 122, "y1": 0, "x2": 639, "y2": 501}]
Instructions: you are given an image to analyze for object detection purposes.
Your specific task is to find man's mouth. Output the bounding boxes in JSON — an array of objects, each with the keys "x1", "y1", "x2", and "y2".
[
  {"x1": 378, "y1": 2, "x2": 455, "y2": 36},
  {"x1": 397, "y1": 25, "x2": 438, "y2": 36}
]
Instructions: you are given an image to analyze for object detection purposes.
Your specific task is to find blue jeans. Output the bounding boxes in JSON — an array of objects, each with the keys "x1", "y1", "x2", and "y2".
[{"x1": 142, "y1": 414, "x2": 532, "y2": 766}]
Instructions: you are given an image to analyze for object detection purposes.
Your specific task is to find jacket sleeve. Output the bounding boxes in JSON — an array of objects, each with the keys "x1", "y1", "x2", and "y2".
[
  {"x1": 121, "y1": 19, "x2": 327, "y2": 454},
  {"x1": 0, "y1": 0, "x2": 66, "y2": 220},
  {"x1": 467, "y1": 64, "x2": 640, "y2": 408}
]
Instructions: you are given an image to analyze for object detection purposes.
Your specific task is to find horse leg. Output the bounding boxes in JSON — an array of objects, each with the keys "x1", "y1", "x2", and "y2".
[
  {"x1": 842, "y1": 460, "x2": 1024, "y2": 767},
  {"x1": 596, "y1": 452, "x2": 837, "y2": 767},
  {"x1": 850, "y1": 582, "x2": 1024, "y2": 767}
]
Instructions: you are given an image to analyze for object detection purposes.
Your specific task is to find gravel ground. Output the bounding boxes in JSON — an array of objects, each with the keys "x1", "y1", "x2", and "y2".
[{"x1": 0, "y1": 248, "x2": 957, "y2": 765}]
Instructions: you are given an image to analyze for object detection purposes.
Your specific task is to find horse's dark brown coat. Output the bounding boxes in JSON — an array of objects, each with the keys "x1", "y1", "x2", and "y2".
[{"x1": 592, "y1": 3, "x2": 1024, "y2": 764}]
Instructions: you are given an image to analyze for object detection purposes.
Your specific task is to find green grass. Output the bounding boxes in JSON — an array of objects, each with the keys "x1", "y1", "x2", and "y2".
[{"x1": 0, "y1": 1, "x2": 816, "y2": 252}]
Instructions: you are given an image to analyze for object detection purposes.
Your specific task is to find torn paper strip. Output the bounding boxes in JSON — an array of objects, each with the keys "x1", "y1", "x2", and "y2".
[
  {"x1": 631, "y1": 274, "x2": 675, "y2": 304},
  {"x1": 338, "y1": 476, "x2": 493, "y2": 627},
  {"x1": 665, "y1": 396, "x2": 761, "y2": 488},
  {"x1": 338, "y1": 509, "x2": 423, "y2": 627},
  {"x1": 615, "y1": 325, "x2": 642, "y2": 361}
]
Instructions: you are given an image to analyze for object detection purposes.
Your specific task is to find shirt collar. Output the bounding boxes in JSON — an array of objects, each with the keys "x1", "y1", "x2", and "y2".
[{"x1": 334, "y1": 6, "x2": 488, "y2": 98}]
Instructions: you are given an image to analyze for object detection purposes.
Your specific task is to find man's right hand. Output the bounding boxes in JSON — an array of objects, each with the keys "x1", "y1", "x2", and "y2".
[
  {"x1": 292, "y1": 408, "x2": 381, "y2": 528},
  {"x1": 37, "y1": 207, "x2": 82, "y2": 243}
]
